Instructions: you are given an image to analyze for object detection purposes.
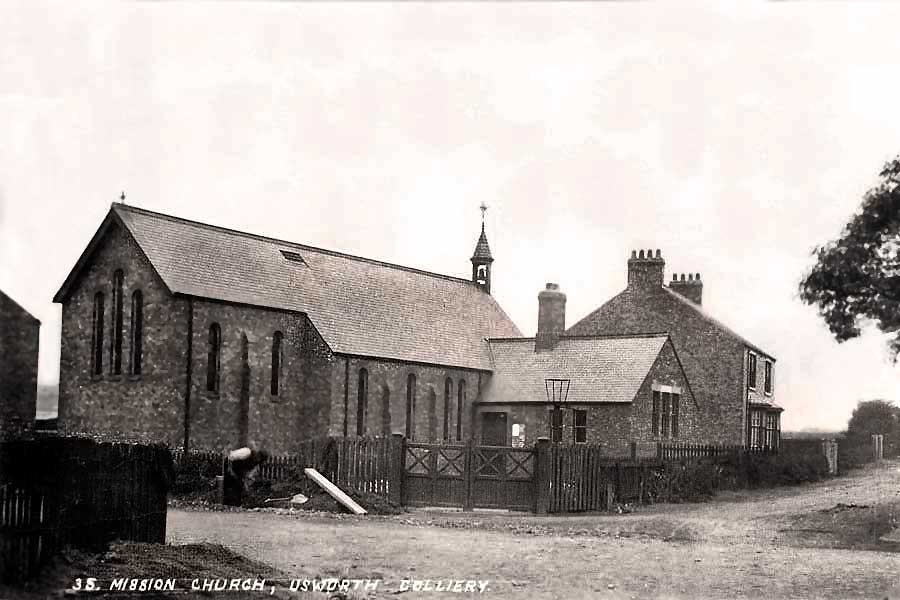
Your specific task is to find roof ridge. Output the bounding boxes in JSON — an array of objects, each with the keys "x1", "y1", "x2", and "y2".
[
  {"x1": 112, "y1": 203, "x2": 477, "y2": 287},
  {"x1": 661, "y1": 287, "x2": 771, "y2": 358},
  {"x1": 487, "y1": 332, "x2": 669, "y2": 343}
]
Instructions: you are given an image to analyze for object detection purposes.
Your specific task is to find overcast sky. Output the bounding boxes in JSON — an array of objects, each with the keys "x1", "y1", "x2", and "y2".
[{"x1": 2, "y1": 1, "x2": 898, "y2": 430}]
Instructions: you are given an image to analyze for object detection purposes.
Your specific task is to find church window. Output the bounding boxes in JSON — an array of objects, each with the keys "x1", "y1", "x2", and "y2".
[
  {"x1": 443, "y1": 378, "x2": 452, "y2": 441},
  {"x1": 357, "y1": 368, "x2": 369, "y2": 436},
  {"x1": 129, "y1": 290, "x2": 143, "y2": 376},
  {"x1": 456, "y1": 379, "x2": 466, "y2": 441},
  {"x1": 91, "y1": 292, "x2": 105, "y2": 376},
  {"x1": 406, "y1": 374, "x2": 416, "y2": 439},
  {"x1": 110, "y1": 269, "x2": 124, "y2": 375},
  {"x1": 207, "y1": 323, "x2": 221, "y2": 393},
  {"x1": 271, "y1": 331, "x2": 283, "y2": 396}
]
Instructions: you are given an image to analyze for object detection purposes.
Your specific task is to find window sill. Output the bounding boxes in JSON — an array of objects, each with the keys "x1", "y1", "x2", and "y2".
[
  {"x1": 107, "y1": 374, "x2": 123, "y2": 382},
  {"x1": 205, "y1": 391, "x2": 220, "y2": 399},
  {"x1": 748, "y1": 386, "x2": 757, "y2": 392},
  {"x1": 128, "y1": 374, "x2": 143, "y2": 382},
  {"x1": 764, "y1": 391, "x2": 773, "y2": 397}
]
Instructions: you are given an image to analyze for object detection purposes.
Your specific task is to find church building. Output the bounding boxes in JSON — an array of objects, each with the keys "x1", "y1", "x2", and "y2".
[{"x1": 53, "y1": 203, "x2": 779, "y2": 454}]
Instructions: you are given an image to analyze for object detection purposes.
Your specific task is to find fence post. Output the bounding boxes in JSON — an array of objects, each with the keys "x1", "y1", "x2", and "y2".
[
  {"x1": 389, "y1": 433, "x2": 405, "y2": 506},
  {"x1": 534, "y1": 437, "x2": 551, "y2": 515}
]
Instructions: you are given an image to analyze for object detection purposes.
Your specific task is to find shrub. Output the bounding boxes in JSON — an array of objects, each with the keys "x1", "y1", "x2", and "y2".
[{"x1": 172, "y1": 452, "x2": 223, "y2": 498}]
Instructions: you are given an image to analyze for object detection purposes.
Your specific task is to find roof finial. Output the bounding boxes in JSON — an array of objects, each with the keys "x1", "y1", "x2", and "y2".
[
  {"x1": 479, "y1": 201, "x2": 488, "y2": 232},
  {"x1": 120, "y1": 191, "x2": 126, "y2": 204}
]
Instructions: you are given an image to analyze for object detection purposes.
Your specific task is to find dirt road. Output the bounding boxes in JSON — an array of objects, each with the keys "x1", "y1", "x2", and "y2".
[{"x1": 167, "y1": 461, "x2": 900, "y2": 599}]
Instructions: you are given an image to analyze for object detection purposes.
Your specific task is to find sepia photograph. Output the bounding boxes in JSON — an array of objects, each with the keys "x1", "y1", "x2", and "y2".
[{"x1": 1, "y1": 1, "x2": 899, "y2": 598}]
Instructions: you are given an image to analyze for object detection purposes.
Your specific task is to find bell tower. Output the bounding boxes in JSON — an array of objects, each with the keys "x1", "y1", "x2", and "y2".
[{"x1": 470, "y1": 202, "x2": 494, "y2": 294}]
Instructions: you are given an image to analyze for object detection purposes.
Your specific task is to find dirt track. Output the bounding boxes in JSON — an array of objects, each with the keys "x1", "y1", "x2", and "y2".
[{"x1": 167, "y1": 461, "x2": 900, "y2": 599}]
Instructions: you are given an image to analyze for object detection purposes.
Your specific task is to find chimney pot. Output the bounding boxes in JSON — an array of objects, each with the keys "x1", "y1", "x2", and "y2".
[
  {"x1": 696, "y1": 272, "x2": 701, "y2": 280},
  {"x1": 545, "y1": 282, "x2": 559, "y2": 291},
  {"x1": 680, "y1": 273, "x2": 685, "y2": 281},
  {"x1": 631, "y1": 250, "x2": 637, "y2": 259},
  {"x1": 655, "y1": 249, "x2": 661, "y2": 258},
  {"x1": 688, "y1": 273, "x2": 693, "y2": 281},
  {"x1": 638, "y1": 250, "x2": 645, "y2": 259}
]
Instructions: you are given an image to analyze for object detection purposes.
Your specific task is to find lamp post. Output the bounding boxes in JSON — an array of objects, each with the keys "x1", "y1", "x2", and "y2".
[{"x1": 545, "y1": 378, "x2": 570, "y2": 444}]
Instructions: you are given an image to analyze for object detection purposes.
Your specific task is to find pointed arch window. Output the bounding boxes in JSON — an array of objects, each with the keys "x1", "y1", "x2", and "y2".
[
  {"x1": 443, "y1": 378, "x2": 452, "y2": 441},
  {"x1": 91, "y1": 292, "x2": 105, "y2": 376},
  {"x1": 271, "y1": 331, "x2": 283, "y2": 396},
  {"x1": 207, "y1": 323, "x2": 221, "y2": 393},
  {"x1": 456, "y1": 379, "x2": 466, "y2": 441},
  {"x1": 110, "y1": 269, "x2": 124, "y2": 375},
  {"x1": 357, "y1": 368, "x2": 369, "y2": 436},
  {"x1": 129, "y1": 290, "x2": 143, "y2": 376},
  {"x1": 406, "y1": 373, "x2": 417, "y2": 439}
]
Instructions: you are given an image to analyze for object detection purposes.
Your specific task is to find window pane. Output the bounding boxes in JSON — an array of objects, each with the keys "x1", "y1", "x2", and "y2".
[
  {"x1": 672, "y1": 395, "x2": 679, "y2": 438},
  {"x1": 652, "y1": 391, "x2": 660, "y2": 437},
  {"x1": 661, "y1": 393, "x2": 670, "y2": 437}
]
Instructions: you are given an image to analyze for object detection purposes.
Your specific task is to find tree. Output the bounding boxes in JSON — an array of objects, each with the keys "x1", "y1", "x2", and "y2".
[
  {"x1": 799, "y1": 157, "x2": 900, "y2": 361},
  {"x1": 845, "y1": 399, "x2": 899, "y2": 457}
]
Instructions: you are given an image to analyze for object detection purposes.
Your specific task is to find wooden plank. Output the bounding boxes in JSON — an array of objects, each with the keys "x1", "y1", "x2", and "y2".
[{"x1": 303, "y1": 468, "x2": 367, "y2": 515}]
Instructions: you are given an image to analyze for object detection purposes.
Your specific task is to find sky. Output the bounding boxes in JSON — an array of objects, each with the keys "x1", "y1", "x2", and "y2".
[{"x1": 1, "y1": 1, "x2": 898, "y2": 430}]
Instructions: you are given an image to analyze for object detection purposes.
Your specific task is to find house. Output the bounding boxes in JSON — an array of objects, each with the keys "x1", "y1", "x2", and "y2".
[
  {"x1": 53, "y1": 203, "x2": 520, "y2": 452},
  {"x1": 0, "y1": 289, "x2": 40, "y2": 438},
  {"x1": 565, "y1": 249, "x2": 782, "y2": 449}
]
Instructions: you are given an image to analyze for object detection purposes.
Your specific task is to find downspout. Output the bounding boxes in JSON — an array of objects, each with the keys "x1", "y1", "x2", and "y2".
[
  {"x1": 342, "y1": 357, "x2": 350, "y2": 437},
  {"x1": 183, "y1": 297, "x2": 193, "y2": 451}
]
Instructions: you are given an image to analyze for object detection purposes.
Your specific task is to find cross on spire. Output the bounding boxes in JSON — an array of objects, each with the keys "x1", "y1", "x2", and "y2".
[
  {"x1": 479, "y1": 202, "x2": 488, "y2": 231},
  {"x1": 120, "y1": 191, "x2": 126, "y2": 203}
]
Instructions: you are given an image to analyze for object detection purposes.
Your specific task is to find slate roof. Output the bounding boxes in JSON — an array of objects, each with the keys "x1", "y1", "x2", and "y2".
[
  {"x1": 471, "y1": 225, "x2": 493, "y2": 262},
  {"x1": 0, "y1": 289, "x2": 40, "y2": 324},
  {"x1": 480, "y1": 334, "x2": 672, "y2": 404},
  {"x1": 55, "y1": 204, "x2": 522, "y2": 371}
]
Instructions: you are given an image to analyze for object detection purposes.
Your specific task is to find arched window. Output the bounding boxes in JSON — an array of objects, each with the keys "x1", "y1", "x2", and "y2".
[
  {"x1": 406, "y1": 373, "x2": 416, "y2": 439},
  {"x1": 356, "y1": 369, "x2": 369, "y2": 437},
  {"x1": 271, "y1": 331, "x2": 283, "y2": 396},
  {"x1": 380, "y1": 383, "x2": 392, "y2": 436},
  {"x1": 457, "y1": 379, "x2": 466, "y2": 441},
  {"x1": 443, "y1": 378, "x2": 452, "y2": 441},
  {"x1": 129, "y1": 290, "x2": 143, "y2": 376},
  {"x1": 427, "y1": 386, "x2": 437, "y2": 442},
  {"x1": 110, "y1": 270, "x2": 124, "y2": 375},
  {"x1": 91, "y1": 292, "x2": 105, "y2": 376},
  {"x1": 206, "y1": 323, "x2": 221, "y2": 393}
]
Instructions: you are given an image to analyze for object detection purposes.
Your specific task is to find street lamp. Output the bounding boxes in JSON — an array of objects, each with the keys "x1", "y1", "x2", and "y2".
[{"x1": 545, "y1": 378, "x2": 570, "y2": 444}]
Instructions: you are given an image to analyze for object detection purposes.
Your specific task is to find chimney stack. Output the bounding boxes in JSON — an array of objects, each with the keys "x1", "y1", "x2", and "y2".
[
  {"x1": 627, "y1": 248, "x2": 665, "y2": 290},
  {"x1": 535, "y1": 283, "x2": 566, "y2": 351},
  {"x1": 668, "y1": 272, "x2": 703, "y2": 305}
]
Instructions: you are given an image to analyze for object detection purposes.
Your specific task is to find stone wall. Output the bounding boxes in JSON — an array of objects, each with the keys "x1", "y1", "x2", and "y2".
[
  {"x1": 334, "y1": 355, "x2": 485, "y2": 442},
  {"x1": 0, "y1": 291, "x2": 39, "y2": 437},
  {"x1": 58, "y1": 221, "x2": 188, "y2": 445}
]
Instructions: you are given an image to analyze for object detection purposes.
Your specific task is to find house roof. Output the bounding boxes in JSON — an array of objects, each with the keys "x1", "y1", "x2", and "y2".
[
  {"x1": 480, "y1": 334, "x2": 673, "y2": 404},
  {"x1": 0, "y1": 289, "x2": 40, "y2": 325},
  {"x1": 54, "y1": 204, "x2": 522, "y2": 371}
]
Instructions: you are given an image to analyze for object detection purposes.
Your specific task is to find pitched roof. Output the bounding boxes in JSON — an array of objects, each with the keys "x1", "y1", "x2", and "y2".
[
  {"x1": 480, "y1": 334, "x2": 671, "y2": 404},
  {"x1": 661, "y1": 287, "x2": 772, "y2": 359},
  {"x1": 55, "y1": 204, "x2": 522, "y2": 370},
  {"x1": 0, "y1": 289, "x2": 40, "y2": 325}
]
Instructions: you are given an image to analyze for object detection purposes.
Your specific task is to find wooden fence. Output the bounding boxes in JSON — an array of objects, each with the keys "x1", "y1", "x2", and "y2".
[
  {"x1": 0, "y1": 437, "x2": 172, "y2": 583},
  {"x1": 545, "y1": 444, "x2": 658, "y2": 513},
  {"x1": 657, "y1": 442, "x2": 778, "y2": 460}
]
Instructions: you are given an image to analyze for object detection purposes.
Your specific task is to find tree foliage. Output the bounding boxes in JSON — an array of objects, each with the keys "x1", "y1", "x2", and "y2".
[
  {"x1": 799, "y1": 157, "x2": 900, "y2": 361},
  {"x1": 844, "y1": 399, "x2": 900, "y2": 459}
]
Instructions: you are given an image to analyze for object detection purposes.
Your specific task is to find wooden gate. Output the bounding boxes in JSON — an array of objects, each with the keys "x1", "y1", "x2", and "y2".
[{"x1": 402, "y1": 441, "x2": 535, "y2": 511}]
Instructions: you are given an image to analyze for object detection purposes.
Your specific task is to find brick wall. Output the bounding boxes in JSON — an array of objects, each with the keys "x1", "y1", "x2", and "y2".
[
  {"x1": 474, "y1": 339, "x2": 697, "y2": 456},
  {"x1": 568, "y1": 284, "x2": 756, "y2": 445},
  {"x1": 0, "y1": 292, "x2": 39, "y2": 437},
  {"x1": 58, "y1": 222, "x2": 188, "y2": 445}
]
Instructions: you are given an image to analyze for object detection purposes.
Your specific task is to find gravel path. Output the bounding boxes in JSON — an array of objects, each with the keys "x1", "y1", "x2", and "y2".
[{"x1": 167, "y1": 461, "x2": 900, "y2": 599}]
